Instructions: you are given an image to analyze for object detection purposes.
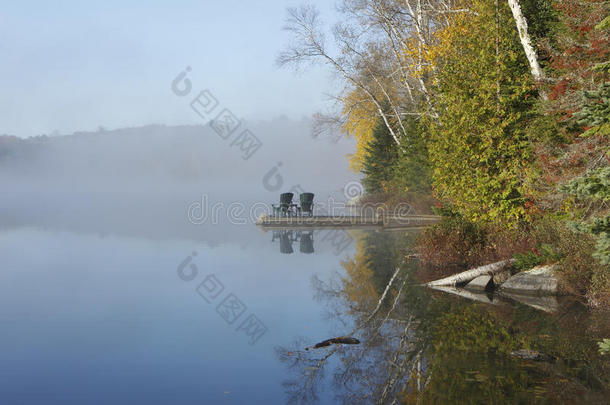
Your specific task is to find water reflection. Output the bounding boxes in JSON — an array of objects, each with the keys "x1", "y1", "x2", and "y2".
[
  {"x1": 1, "y1": 207, "x2": 607, "y2": 403},
  {"x1": 271, "y1": 230, "x2": 315, "y2": 254},
  {"x1": 299, "y1": 231, "x2": 314, "y2": 254},
  {"x1": 276, "y1": 230, "x2": 610, "y2": 404}
]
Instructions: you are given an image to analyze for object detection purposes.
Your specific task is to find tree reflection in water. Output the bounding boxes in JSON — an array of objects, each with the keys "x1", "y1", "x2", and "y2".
[{"x1": 276, "y1": 230, "x2": 610, "y2": 404}]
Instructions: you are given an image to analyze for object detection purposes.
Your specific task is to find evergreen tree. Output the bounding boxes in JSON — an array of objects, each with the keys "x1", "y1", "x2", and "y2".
[
  {"x1": 361, "y1": 118, "x2": 399, "y2": 194},
  {"x1": 362, "y1": 115, "x2": 431, "y2": 195}
]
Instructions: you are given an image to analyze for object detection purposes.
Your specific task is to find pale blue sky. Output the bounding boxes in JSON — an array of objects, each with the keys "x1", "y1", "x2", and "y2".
[{"x1": 1, "y1": 0, "x2": 340, "y2": 137}]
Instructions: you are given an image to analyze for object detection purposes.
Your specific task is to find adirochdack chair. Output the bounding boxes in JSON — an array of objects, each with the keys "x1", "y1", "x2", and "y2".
[
  {"x1": 272, "y1": 192, "x2": 295, "y2": 217},
  {"x1": 298, "y1": 192, "x2": 314, "y2": 217}
]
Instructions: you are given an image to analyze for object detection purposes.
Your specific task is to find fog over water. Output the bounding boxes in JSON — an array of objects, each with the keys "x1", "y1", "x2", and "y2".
[
  {"x1": 1, "y1": 118, "x2": 359, "y2": 247},
  {"x1": 0, "y1": 118, "x2": 364, "y2": 404}
]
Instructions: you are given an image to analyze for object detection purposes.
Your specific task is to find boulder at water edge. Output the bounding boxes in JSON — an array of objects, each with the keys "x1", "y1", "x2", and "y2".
[
  {"x1": 465, "y1": 275, "x2": 493, "y2": 291},
  {"x1": 499, "y1": 265, "x2": 559, "y2": 295}
]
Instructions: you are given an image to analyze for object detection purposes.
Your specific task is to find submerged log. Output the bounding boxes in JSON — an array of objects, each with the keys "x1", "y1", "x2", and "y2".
[
  {"x1": 426, "y1": 259, "x2": 514, "y2": 287},
  {"x1": 305, "y1": 336, "x2": 361, "y2": 350}
]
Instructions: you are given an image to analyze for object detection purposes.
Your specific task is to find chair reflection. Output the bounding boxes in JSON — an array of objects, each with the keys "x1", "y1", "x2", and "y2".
[
  {"x1": 271, "y1": 230, "x2": 314, "y2": 254},
  {"x1": 299, "y1": 231, "x2": 314, "y2": 254}
]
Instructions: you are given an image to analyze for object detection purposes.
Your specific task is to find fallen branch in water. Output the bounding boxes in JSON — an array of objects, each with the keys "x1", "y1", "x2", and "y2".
[
  {"x1": 305, "y1": 336, "x2": 361, "y2": 350},
  {"x1": 425, "y1": 259, "x2": 514, "y2": 287}
]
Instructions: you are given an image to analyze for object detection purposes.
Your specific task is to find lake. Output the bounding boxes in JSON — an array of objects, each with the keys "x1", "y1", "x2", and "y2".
[
  {"x1": 0, "y1": 123, "x2": 607, "y2": 403},
  {"x1": 1, "y1": 218, "x2": 608, "y2": 404}
]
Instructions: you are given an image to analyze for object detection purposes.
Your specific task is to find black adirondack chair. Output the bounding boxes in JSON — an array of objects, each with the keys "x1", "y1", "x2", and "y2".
[
  {"x1": 298, "y1": 192, "x2": 314, "y2": 217},
  {"x1": 272, "y1": 192, "x2": 295, "y2": 217}
]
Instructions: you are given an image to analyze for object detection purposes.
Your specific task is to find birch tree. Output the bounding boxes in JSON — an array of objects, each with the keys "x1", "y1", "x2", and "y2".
[
  {"x1": 278, "y1": 6, "x2": 405, "y2": 148},
  {"x1": 278, "y1": 1, "x2": 460, "y2": 153},
  {"x1": 506, "y1": 0, "x2": 545, "y2": 82}
]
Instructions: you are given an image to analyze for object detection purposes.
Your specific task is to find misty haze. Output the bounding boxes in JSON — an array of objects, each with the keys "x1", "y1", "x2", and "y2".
[{"x1": 2, "y1": 1, "x2": 609, "y2": 404}]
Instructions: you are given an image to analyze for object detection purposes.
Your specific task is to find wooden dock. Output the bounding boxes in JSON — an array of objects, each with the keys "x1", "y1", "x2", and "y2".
[{"x1": 256, "y1": 214, "x2": 440, "y2": 230}]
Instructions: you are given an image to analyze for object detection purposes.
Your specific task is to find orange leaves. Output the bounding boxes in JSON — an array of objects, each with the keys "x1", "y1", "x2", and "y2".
[{"x1": 549, "y1": 79, "x2": 569, "y2": 100}]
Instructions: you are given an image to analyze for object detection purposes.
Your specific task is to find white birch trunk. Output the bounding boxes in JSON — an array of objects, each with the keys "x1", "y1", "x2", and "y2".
[
  {"x1": 427, "y1": 285, "x2": 498, "y2": 305},
  {"x1": 426, "y1": 259, "x2": 514, "y2": 287},
  {"x1": 507, "y1": 0, "x2": 545, "y2": 82}
]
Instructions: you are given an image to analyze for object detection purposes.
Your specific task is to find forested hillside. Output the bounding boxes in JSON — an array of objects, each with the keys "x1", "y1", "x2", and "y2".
[{"x1": 280, "y1": 0, "x2": 609, "y2": 305}]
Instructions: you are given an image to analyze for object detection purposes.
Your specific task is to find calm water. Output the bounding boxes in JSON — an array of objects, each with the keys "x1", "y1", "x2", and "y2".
[{"x1": 0, "y1": 220, "x2": 608, "y2": 404}]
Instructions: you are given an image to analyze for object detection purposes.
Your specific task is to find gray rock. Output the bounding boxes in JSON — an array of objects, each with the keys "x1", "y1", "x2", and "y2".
[
  {"x1": 499, "y1": 265, "x2": 558, "y2": 295},
  {"x1": 465, "y1": 275, "x2": 493, "y2": 291},
  {"x1": 511, "y1": 349, "x2": 556, "y2": 362}
]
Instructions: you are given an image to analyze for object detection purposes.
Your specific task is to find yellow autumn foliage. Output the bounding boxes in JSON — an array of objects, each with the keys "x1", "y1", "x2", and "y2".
[
  {"x1": 341, "y1": 235, "x2": 379, "y2": 310},
  {"x1": 341, "y1": 88, "x2": 378, "y2": 172}
]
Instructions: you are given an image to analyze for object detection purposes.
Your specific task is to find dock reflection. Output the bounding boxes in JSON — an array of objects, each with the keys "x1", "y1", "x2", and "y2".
[{"x1": 271, "y1": 230, "x2": 314, "y2": 254}]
